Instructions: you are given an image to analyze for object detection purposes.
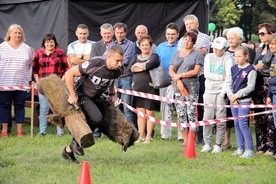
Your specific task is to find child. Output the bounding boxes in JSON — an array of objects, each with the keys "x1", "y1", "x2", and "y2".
[
  {"x1": 201, "y1": 37, "x2": 233, "y2": 153},
  {"x1": 267, "y1": 33, "x2": 276, "y2": 129},
  {"x1": 226, "y1": 46, "x2": 257, "y2": 159}
]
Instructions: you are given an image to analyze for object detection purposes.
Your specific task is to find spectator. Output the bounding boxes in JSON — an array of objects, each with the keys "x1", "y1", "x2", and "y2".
[
  {"x1": 200, "y1": 37, "x2": 232, "y2": 153},
  {"x1": 226, "y1": 46, "x2": 257, "y2": 159},
  {"x1": 33, "y1": 33, "x2": 69, "y2": 136},
  {"x1": 0, "y1": 24, "x2": 33, "y2": 137},
  {"x1": 156, "y1": 22, "x2": 180, "y2": 141},
  {"x1": 247, "y1": 41, "x2": 260, "y2": 53},
  {"x1": 169, "y1": 31, "x2": 204, "y2": 146},
  {"x1": 267, "y1": 33, "x2": 276, "y2": 128},
  {"x1": 223, "y1": 27, "x2": 255, "y2": 150},
  {"x1": 67, "y1": 24, "x2": 95, "y2": 67},
  {"x1": 178, "y1": 14, "x2": 211, "y2": 144},
  {"x1": 90, "y1": 23, "x2": 114, "y2": 139},
  {"x1": 62, "y1": 45, "x2": 123, "y2": 163},
  {"x1": 267, "y1": 33, "x2": 276, "y2": 158},
  {"x1": 91, "y1": 23, "x2": 114, "y2": 57},
  {"x1": 128, "y1": 35, "x2": 160, "y2": 144},
  {"x1": 134, "y1": 24, "x2": 156, "y2": 54},
  {"x1": 108, "y1": 22, "x2": 136, "y2": 124},
  {"x1": 253, "y1": 23, "x2": 276, "y2": 156}
]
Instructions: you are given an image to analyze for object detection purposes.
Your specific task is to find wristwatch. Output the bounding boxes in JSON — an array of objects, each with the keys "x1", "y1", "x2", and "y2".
[{"x1": 81, "y1": 54, "x2": 84, "y2": 59}]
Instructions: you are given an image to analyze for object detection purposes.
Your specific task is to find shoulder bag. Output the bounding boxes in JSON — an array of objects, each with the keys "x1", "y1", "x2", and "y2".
[{"x1": 149, "y1": 64, "x2": 171, "y2": 89}]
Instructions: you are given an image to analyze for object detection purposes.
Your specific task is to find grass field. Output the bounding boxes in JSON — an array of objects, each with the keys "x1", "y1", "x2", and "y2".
[{"x1": 0, "y1": 110, "x2": 276, "y2": 184}]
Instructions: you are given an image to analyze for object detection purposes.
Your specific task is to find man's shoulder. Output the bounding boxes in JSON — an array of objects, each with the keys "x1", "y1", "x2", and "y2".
[
  {"x1": 87, "y1": 40, "x2": 96, "y2": 45},
  {"x1": 93, "y1": 40, "x2": 104, "y2": 47},
  {"x1": 67, "y1": 40, "x2": 78, "y2": 47}
]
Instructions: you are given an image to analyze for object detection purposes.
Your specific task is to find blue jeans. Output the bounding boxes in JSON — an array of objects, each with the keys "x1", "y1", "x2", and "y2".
[
  {"x1": 38, "y1": 93, "x2": 63, "y2": 135},
  {"x1": 231, "y1": 101, "x2": 254, "y2": 150},
  {"x1": 272, "y1": 94, "x2": 276, "y2": 128},
  {"x1": 116, "y1": 76, "x2": 135, "y2": 124}
]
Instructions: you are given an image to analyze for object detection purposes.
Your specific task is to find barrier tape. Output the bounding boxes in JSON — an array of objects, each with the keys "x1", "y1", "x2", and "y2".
[
  {"x1": 0, "y1": 86, "x2": 31, "y2": 91},
  {"x1": 116, "y1": 99, "x2": 275, "y2": 128},
  {"x1": 115, "y1": 87, "x2": 275, "y2": 109}
]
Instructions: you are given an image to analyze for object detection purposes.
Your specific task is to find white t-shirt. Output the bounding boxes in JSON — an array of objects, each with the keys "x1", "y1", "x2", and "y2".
[{"x1": 67, "y1": 40, "x2": 95, "y2": 58}]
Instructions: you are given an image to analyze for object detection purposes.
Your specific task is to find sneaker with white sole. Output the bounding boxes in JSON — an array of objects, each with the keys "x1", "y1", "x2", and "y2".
[
  {"x1": 201, "y1": 144, "x2": 212, "y2": 153},
  {"x1": 232, "y1": 148, "x2": 244, "y2": 156},
  {"x1": 240, "y1": 149, "x2": 254, "y2": 159},
  {"x1": 212, "y1": 145, "x2": 222, "y2": 153}
]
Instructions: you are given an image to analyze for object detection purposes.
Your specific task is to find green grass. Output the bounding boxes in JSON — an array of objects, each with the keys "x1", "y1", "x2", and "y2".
[{"x1": 0, "y1": 110, "x2": 275, "y2": 184}]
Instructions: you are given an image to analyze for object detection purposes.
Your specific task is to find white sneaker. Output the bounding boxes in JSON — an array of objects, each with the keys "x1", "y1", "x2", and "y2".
[
  {"x1": 240, "y1": 149, "x2": 254, "y2": 159},
  {"x1": 201, "y1": 144, "x2": 212, "y2": 153},
  {"x1": 232, "y1": 148, "x2": 244, "y2": 156},
  {"x1": 212, "y1": 145, "x2": 222, "y2": 153}
]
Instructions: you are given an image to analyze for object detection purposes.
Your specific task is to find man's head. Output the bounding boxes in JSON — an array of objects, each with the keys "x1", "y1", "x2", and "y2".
[
  {"x1": 75, "y1": 24, "x2": 89, "y2": 43},
  {"x1": 100, "y1": 23, "x2": 114, "y2": 44},
  {"x1": 165, "y1": 22, "x2": 179, "y2": 45},
  {"x1": 183, "y1": 14, "x2": 199, "y2": 32},
  {"x1": 135, "y1": 25, "x2": 148, "y2": 41},
  {"x1": 211, "y1": 37, "x2": 228, "y2": 57},
  {"x1": 226, "y1": 27, "x2": 243, "y2": 49},
  {"x1": 106, "y1": 45, "x2": 124, "y2": 70},
  {"x1": 113, "y1": 22, "x2": 127, "y2": 43}
]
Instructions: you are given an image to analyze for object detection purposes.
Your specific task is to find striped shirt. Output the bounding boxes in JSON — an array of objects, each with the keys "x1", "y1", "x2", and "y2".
[{"x1": 0, "y1": 41, "x2": 32, "y2": 90}]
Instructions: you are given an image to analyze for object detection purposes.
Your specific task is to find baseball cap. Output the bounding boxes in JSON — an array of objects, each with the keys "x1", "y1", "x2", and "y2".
[{"x1": 211, "y1": 37, "x2": 228, "y2": 50}]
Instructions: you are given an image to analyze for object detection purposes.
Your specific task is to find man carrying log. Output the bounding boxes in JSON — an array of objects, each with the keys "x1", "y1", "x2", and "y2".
[{"x1": 62, "y1": 45, "x2": 124, "y2": 163}]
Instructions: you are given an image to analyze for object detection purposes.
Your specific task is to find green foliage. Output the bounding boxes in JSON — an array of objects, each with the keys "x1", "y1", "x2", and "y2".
[
  {"x1": 267, "y1": 0, "x2": 276, "y2": 8},
  {"x1": 212, "y1": 0, "x2": 243, "y2": 27}
]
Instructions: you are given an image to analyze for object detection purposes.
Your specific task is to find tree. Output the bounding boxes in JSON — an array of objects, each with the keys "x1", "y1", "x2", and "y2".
[{"x1": 210, "y1": 0, "x2": 276, "y2": 41}]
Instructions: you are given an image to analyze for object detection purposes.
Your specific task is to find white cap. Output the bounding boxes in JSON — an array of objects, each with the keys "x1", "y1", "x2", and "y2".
[{"x1": 211, "y1": 37, "x2": 228, "y2": 50}]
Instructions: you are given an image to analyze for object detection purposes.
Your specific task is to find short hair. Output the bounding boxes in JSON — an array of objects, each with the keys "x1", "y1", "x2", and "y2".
[
  {"x1": 258, "y1": 23, "x2": 276, "y2": 34},
  {"x1": 5, "y1": 24, "x2": 26, "y2": 42},
  {"x1": 108, "y1": 45, "x2": 124, "y2": 56},
  {"x1": 135, "y1": 25, "x2": 148, "y2": 34},
  {"x1": 41, "y1": 33, "x2": 58, "y2": 48},
  {"x1": 114, "y1": 22, "x2": 127, "y2": 33},
  {"x1": 76, "y1": 24, "x2": 89, "y2": 30},
  {"x1": 100, "y1": 23, "x2": 113, "y2": 32},
  {"x1": 184, "y1": 31, "x2": 197, "y2": 45},
  {"x1": 227, "y1": 27, "x2": 244, "y2": 41},
  {"x1": 138, "y1": 34, "x2": 153, "y2": 47},
  {"x1": 183, "y1": 14, "x2": 199, "y2": 23},
  {"x1": 166, "y1": 22, "x2": 179, "y2": 33},
  {"x1": 235, "y1": 46, "x2": 250, "y2": 62},
  {"x1": 269, "y1": 33, "x2": 276, "y2": 44}
]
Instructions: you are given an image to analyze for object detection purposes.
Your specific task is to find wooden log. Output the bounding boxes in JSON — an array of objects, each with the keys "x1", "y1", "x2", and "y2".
[
  {"x1": 38, "y1": 74, "x2": 94, "y2": 148},
  {"x1": 99, "y1": 99, "x2": 139, "y2": 151},
  {"x1": 65, "y1": 113, "x2": 94, "y2": 148}
]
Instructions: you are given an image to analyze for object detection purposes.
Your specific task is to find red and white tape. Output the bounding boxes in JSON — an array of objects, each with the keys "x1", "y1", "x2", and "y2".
[
  {"x1": 0, "y1": 86, "x2": 31, "y2": 91},
  {"x1": 116, "y1": 99, "x2": 275, "y2": 128},
  {"x1": 115, "y1": 87, "x2": 275, "y2": 109}
]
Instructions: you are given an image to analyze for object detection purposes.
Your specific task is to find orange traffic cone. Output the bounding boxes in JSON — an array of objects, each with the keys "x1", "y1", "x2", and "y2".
[
  {"x1": 183, "y1": 130, "x2": 196, "y2": 159},
  {"x1": 78, "y1": 160, "x2": 91, "y2": 184}
]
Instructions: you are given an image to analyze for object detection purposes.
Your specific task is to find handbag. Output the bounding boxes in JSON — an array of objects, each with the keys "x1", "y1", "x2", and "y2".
[{"x1": 149, "y1": 64, "x2": 171, "y2": 89}]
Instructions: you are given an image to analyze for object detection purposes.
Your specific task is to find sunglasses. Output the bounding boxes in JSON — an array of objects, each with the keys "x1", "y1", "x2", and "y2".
[{"x1": 258, "y1": 32, "x2": 269, "y2": 36}]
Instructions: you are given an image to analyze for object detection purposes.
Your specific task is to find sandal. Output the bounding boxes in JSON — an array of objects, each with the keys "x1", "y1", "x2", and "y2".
[
  {"x1": 135, "y1": 137, "x2": 145, "y2": 143},
  {"x1": 143, "y1": 138, "x2": 151, "y2": 144},
  {"x1": 1, "y1": 132, "x2": 8, "y2": 137},
  {"x1": 222, "y1": 144, "x2": 232, "y2": 150},
  {"x1": 17, "y1": 132, "x2": 24, "y2": 137}
]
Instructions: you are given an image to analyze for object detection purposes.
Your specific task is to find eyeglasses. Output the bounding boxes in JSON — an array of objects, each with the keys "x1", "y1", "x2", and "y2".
[{"x1": 258, "y1": 32, "x2": 269, "y2": 36}]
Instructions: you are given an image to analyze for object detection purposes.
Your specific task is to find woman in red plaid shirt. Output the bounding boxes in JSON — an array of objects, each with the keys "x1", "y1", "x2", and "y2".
[{"x1": 33, "y1": 33, "x2": 69, "y2": 136}]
